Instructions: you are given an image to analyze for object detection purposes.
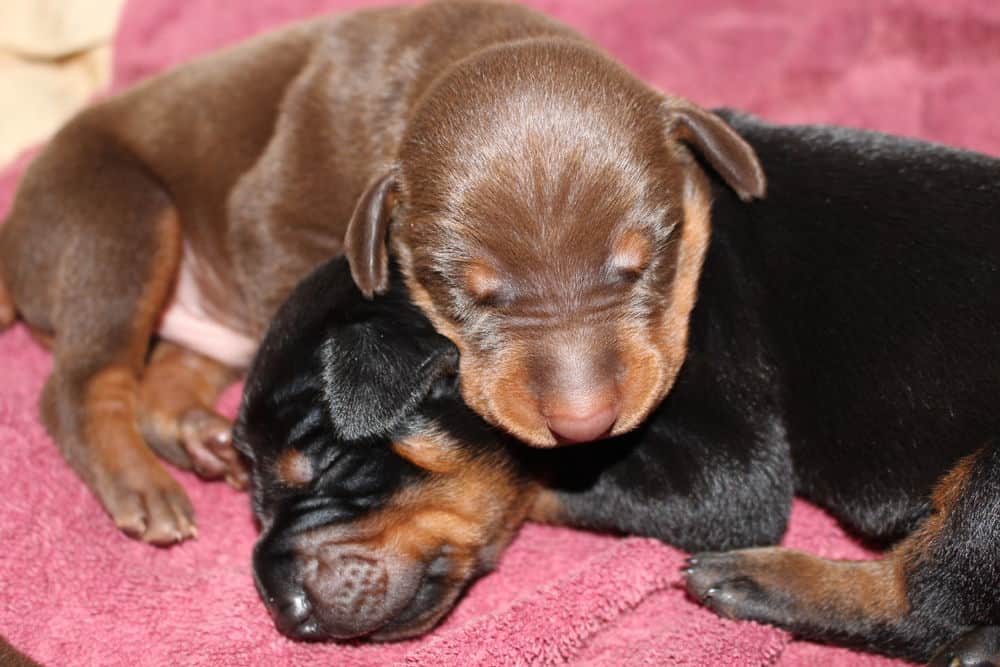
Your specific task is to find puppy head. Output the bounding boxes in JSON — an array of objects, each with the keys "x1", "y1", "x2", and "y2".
[
  {"x1": 345, "y1": 39, "x2": 765, "y2": 447},
  {"x1": 235, "y1": 257, "x2": 534, "y2": 641}
]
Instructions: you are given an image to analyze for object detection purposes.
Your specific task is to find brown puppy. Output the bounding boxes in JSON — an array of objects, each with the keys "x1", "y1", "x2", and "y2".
[
  {"x1": 346, "y1": 31, "x2": 765, "y2": 447},
  {"x1": 0, "y1": 0, "x2": 761, "y2": 543}
]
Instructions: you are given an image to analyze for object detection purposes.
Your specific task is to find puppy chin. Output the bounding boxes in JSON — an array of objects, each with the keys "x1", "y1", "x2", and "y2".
[{"x1": 366, "y1": 580, "x2": 466, "y2": 641}]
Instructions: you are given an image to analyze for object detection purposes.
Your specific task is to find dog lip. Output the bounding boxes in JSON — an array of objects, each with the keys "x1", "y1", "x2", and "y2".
[{"x1": 364, "y1": 553, "x2": 457, "y2": 641}]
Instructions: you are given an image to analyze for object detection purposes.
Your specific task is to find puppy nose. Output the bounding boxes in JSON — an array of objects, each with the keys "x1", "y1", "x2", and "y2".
[
  {"x1": 272, "y1": 590, "x2": 323, "y2": 640},
  {"x1": 545, "y1": 399, "x2": 618, "y2": 443}
]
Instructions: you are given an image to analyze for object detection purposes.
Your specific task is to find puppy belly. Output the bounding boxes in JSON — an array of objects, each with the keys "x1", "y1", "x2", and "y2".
[{"x1": 158, "y1": 252, "x2": 257, "y2": 370}]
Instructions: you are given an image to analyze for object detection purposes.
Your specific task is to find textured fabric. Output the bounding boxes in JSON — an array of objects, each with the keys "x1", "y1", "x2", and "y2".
[{"x1": 5, "y1": 0, "x2": 1000, "y2": 664}]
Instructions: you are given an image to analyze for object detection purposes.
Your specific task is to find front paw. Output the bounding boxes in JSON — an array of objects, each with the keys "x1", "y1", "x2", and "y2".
[
  {"x1": 92, "y1": 458, "x2": 198, "y2": 545},
  {"x1": 683, "y1": 551, "x2": 787, "y2": 624},
  {"x1": 178, "y1": 408, "x2": 248, "y2": 489}
]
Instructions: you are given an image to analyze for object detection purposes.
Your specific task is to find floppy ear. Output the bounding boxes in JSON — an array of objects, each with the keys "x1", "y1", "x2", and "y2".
[
  {"x1": 666, "y1": 99, "x2": 766, "y2": 201},
  {"x1": 320, "y1": 319, "x2": 459, "y2": 441},
  {"x1": 345, "y1": 172, "x2": 398, "y2": 299}
]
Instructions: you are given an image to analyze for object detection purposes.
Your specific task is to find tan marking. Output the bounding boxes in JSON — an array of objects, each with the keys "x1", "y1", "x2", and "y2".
[
  {"x1": 392, "y1": 431, "x2": 464, "y2": 474},
  {"x1": 275, "y1": 449, "x2": 314, "y2": 487},
  {"x1": 482, "y1": 339, "x2": 556, "y2": 446},
  {"x1": 139, "y1": 334, "x2": 238, "y2": 480},
  {"x1": 527, "y1": 487, "x2": 564, "y2": 523},
  {"x1": 612, "y1": 167, "x2": 712, "y2": 436},
  {"x1": 82, "y1": 365, "x2": 161, "y2": 482},
  {"x1": 899, "y1": 451, "x2": 979, "y2": 571},
  {"x1": 610, "y1": 228, "x2": 651, "y2": 275},
  {"x1": 464, "y1": 260, "x2": 502, "y2": 302},
  {"x1": 611, "y1": 319, "x2": 667, "y2": 436},
  {"x1": 130, "y1": 209, "x2": 182, "y2": 369},
  {"x1": 655, "y1": 170, "x2": 712, "y2": 387},
  {"x1": 0, "y1": 269, "x2": 14, "y2": 328}
]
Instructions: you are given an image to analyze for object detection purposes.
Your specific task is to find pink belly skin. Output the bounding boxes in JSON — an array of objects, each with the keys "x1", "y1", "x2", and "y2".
[{"x1": 158, "y1": 251, "x2": 258, "y2": 370}]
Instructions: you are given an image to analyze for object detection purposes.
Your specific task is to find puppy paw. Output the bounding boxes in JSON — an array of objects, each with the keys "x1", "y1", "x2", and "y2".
[
  {"x1": 683, "y1": 551, "x2": 789, "y2": 625},
  {"x1": 178, "y1": 408, "x2": 248, "y2": 489},
  {"x1": 94, "y1": 462, "x2": 197, "y2": 545},
  {"x1": 930, "y1": 627, "x2": 1000, "y2": 667}
]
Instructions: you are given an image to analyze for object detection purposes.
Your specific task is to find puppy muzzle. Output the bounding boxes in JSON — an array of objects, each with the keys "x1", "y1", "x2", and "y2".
[{"x1": 252, "y1": 521, "x2": 452, "y2": 641}]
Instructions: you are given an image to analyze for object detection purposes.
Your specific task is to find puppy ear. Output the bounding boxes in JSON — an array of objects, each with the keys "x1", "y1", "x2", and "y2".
[
  {"x1": 320, "y1": 320, "x2": 459, "y2": 441},
  {"x1": 345, "y1": 171, "x2": 398, "y2": 299},
  {"x1": 666, "y1": 99, "x2": 766, "y2": 201}
]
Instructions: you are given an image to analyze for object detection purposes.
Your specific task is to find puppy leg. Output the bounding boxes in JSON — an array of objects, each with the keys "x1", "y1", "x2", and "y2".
[
  {"x1": 685, "y1": 445, "x2": 1000, "y2": 662},
  {"x1": 6, "y1": 125, "x2": 196, "y2": 544},
  {"x1": 139, "y1": 340, "x2": 246, "y2": 489}
]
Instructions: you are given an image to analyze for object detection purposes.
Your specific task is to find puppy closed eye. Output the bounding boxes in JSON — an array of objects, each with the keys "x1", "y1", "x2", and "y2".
[
  {"x1": 463, "y1": 260, "x2": 512, "y2": 307},
  {"x1": 609, "y1": 229, "x2": 652, "y2": 283}
]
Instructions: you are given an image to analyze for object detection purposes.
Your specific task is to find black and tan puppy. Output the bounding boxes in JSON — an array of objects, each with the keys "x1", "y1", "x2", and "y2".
[
  {"x1": 241, "y1": 109, "x2": 1000, "y2": 666},
  {"x1": 235, "y1": 256, "x2": 540, "y2": 641},
  {"x1": 0, "y1": 0, "x2": 762, "y2": 544}
]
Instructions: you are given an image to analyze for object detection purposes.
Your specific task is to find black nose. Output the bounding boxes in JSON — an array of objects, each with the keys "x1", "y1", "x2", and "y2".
[
  {"x1": 271, "y1": 588, "x2": 324, "y2": 640},
  {"x1": 253, "y1": 535, "x2": 326, "y2": 640}
]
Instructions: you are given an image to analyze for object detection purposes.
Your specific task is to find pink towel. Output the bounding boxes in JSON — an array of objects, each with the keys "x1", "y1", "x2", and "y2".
[{"x1": 5, "y1": 0, "x2": 1000, "y2": 664}]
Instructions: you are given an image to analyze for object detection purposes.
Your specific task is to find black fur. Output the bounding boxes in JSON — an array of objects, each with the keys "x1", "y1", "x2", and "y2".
[
  {"x1": 550, "y1": 112, "x2": 1000, "y2": 661},
  {"x1": 238, "y1": 112, "x2": 1000, "y2": 662},
  {"x1": 234, "y1": 258, "x2": 526, "y2": 641}
]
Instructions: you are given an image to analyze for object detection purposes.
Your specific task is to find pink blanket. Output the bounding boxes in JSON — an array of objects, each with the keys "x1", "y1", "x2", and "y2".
[{"x1": 4, "y1": 0, "x2": 1000, "y2": 664}]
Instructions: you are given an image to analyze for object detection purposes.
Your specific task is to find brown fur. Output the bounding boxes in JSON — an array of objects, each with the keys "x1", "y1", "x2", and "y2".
[
  {"x1": 0, "y1": 0, "x2": 763, "y2": 540},
  {"x1": 81, "y1": 366, "x2": 196, "y2": 544},
  {"x1": 0, "y1": 270, "x2": 14, "y2": 329},
  {"x1": 376, "y1": 79, "x2": 760, "y2": 446},
  {"x1": 139, "y1": 341, "x2": 244, "y2": 487},
  {"x1": 698, "y1": 548, "x2": 910, "y2": 625},
  {"x1": 899, "y1": 451, "x2": 978, "y2": 573},
  {"x1": 0, "y1": 636, "x2": 41, "y2": 667}
]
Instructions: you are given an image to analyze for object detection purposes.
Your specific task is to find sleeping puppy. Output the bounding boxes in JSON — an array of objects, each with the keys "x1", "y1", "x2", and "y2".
[
  {"x1": 0, "y1": 0, "x2": 761, "y2": 544},
  {"x1": 241, "y1": 108, "x2": 1000, "y2": 666},
  {"x1": 235, "y1": 256, "x2": 540, "y2": 641}
]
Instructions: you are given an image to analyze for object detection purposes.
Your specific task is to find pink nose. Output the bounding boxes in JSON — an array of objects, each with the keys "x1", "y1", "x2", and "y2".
[{"x1": 545, "y1": 401, "x2": 619, "y2": 444}]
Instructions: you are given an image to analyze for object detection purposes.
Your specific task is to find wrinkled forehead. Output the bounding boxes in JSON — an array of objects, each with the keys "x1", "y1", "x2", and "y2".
[
  {"x1": 241, "y1": 384, "x2": 489, "y2": 501},
  {"x1": 398, "y1": 110, "x2": 684, "y2": 287}
]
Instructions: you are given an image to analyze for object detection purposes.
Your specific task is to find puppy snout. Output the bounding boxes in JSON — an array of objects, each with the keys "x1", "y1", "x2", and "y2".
[
  {"x1": 254, "y1": 528, "x2": 425, "y2": 640},
  {"x1": 534, "y1": 337, "x2": 621, "y2": 443},
  {"x1": 543, "y1": 394, "x2": 619, "y2": 443}
]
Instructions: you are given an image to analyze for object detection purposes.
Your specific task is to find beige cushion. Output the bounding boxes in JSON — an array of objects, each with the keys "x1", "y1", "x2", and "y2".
[{"x1": 0, "y1": 0, "x2": 124, "y2": 164}]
